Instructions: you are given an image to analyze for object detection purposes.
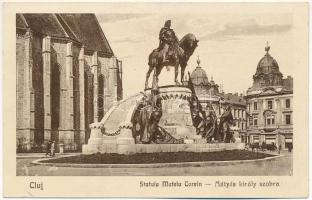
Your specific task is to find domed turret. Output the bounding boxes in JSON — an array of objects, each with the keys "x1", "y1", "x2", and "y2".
[
  {"x1": 190, "y1": 56, "x2": 209, "y2": 85},
  {"x1": 190, "y1": 56, "x2": 219, "y2": 96},
  {"x1": 256, "y1": 45, "x2": 280, "y2": 74},
  {"x1": 252, "y1": 43, "x2": 283, "y2": 88}
]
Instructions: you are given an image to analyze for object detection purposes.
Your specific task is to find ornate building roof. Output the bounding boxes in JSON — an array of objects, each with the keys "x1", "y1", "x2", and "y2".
[
  {"x1": 246, "y1": 43, "x2": 293, "y2": 97},
  {"x1": 256, "y1": 45, "x2": 281, "y2": 75},
  {"x1": 16, "y1": 13, "x2": 114, "y2": 57},
  {"x1": 189, "y1": 57, "x2": 245, "y2": 107},
  {"x1": 220, "y1": 93, "x2": 246, "y2": 107},
  {"x1": 252, "y1": 44, "x2": 284, "y2": 89},
  {"x1": 190, "y1": 57, "x2": 209, "y2": 85}
]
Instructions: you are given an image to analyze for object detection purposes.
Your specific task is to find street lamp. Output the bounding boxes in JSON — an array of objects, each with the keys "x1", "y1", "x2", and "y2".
[{"x1": 277, "y1": 125, "x2": 281, "y2": 154}]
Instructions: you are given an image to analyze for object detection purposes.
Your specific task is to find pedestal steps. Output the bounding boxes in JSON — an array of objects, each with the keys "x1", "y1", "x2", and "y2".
[{"x1": 83, "y1": 143, "x2": 245, "y2": 155}]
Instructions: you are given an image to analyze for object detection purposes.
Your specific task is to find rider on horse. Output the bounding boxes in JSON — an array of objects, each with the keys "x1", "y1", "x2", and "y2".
[{"x1": 158, "y1": 20, "x2": 179, "y2": 64}]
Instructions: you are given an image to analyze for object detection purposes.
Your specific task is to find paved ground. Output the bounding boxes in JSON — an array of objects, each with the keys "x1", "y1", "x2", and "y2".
[{"x1": 16, "y1": 151, "x2": 292, "y2": 176}]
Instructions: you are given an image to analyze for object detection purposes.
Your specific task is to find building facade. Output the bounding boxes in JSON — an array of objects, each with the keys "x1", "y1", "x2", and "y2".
[
  {"x1": 189, "y1": 58, "x2": 247, "y2": 140},
  {"x1": 16, "y1": 14, "x2": 123, "y2": 151},
  {"x1": 245, "y1": 45, "x2": 293, "y2": 149}
]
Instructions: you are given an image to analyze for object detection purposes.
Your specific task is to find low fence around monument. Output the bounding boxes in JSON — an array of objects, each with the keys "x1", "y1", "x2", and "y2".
[{"x1": 82, "y1": 142, "x2": 245, "y2": 155}]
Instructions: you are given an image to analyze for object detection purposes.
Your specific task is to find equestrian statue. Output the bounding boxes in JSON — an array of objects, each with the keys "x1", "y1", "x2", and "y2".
[{"x1": 145, "y1": 20, "x2": 199, "y2": 89}]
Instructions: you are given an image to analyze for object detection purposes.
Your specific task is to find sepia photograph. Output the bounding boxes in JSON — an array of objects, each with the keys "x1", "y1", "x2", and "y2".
[{"x1": 3, "y1": 2, "x2": 309, "y2": 198}]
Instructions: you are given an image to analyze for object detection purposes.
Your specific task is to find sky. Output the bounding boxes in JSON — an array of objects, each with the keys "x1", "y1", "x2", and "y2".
[{"x1": 96, "y1": 6, "x2": 294, "y2": 97}]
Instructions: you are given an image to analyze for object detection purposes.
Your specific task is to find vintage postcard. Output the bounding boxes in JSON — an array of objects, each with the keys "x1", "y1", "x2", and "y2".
[{"x1": 3, "y1": 2, "x2": 309, "y2": 198}]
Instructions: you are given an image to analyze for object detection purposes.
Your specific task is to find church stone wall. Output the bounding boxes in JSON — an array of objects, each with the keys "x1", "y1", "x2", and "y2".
[
  {"x1": 16, "y1": 36, "x2": 25, "y2": 130},
  {"x1": 16, "y1": 34, "x2": 28, "y2": 149},
  {"x1": 98, "y1": 57, "x2": 110, "y2": 119},
  {"x1": 16, "y1": 34, "x2": 122, "y2": 152},
  {"x1": 32, "y1": 34, "x2": 45, "y2": 147},
  {"x1": 72, "y1": 45, "x2": 81, "y2": 148}
]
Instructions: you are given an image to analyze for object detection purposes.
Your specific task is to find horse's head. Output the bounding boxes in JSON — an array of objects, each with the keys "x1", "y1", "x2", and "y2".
[{"x1": 179, "y1": 33, "x2": 199, "y2": 56}]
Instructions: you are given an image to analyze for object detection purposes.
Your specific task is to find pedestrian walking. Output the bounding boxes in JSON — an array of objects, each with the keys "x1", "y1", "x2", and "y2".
[
  {"x1": 288, "y1": 143, "x2": 293, "y2": 152},
  {"x1": 46, "y1": 140, "x2": 52, "y2": 157}
]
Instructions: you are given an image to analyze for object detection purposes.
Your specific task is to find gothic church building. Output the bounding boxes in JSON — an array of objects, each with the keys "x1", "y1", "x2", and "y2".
[{"x1": 16, "y1": 14, "x2": 123, "y2": 151}]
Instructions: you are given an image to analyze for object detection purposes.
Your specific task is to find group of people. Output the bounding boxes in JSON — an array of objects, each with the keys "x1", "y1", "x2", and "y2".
[
  {"x1": 45, "y1": 140, "x2": 56, "y2": 157},
  {"x1": 249, "y1": 141, "x2": 293, "y2": 154},
  {"x1": 189, "y1": 94, "x2": 236, "y2": 143},
  {"x1": 132, "y1": 89, "x2": 184, "y2": 144}
]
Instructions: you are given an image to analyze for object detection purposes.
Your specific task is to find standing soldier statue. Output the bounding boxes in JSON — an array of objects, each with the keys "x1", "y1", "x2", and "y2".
[{"x1": 219, "y1": 105, "x2": 235, "y2": 142}]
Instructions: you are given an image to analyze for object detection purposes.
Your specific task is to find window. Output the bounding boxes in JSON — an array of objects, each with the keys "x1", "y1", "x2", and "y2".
[
  {"x1": 286, "y1": 99, "x2": 290, "y2": 108},
  {"x1": 249, "y1": 116, "x2": 253, "y2": 126},
  {"x1": 253, "y1": 118, "x2": 258, "y2": 126},
  {"x1": 268, "y1": 100, "x2": 273, "y2": 109},
  {"x1": 254, "y1": 102, "x2": 258, "y2": 110},
  {"x1": 266, "y1": 115, "x2": 275, "y2": 126},
  {"x1": 286, "y1": 115, "x2": 291, "y2": 125}
]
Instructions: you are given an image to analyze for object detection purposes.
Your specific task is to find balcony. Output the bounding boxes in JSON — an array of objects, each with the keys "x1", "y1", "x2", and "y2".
[
  {"x1": 282, "y1": 108, "x2": 292, "y2": 113},
  {"x1": 247, "y1": 125, "x2": 258, "y2": 130},
  {"x1": 251, "y1": 110, "x2": 260, "y2": 114},
  {"x1": 262, "y1": 125, "x2": 278, "y2": 132},
  {"x1": 247, "y1": 125, "x2": 278, "y2": 132},
  {"x1": 279, "y1": 124, "x2": 293, "y2": 129}
]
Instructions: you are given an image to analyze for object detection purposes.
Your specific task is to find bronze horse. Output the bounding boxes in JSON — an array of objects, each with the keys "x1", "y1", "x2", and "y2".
[{"x1": 145, "y1": 33, "x2": 198, "y2": 89}]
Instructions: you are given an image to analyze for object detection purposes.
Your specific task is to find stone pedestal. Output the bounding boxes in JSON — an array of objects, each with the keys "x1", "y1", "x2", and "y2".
[
  {"x1": 116, "y1": 122, "x2": 135, "y2": 155},
  {"x1": 82, "y1": 122, "x2": 104, "y2": 154},
  {"x1": 102, "y1": 136, "x2": 117, "y2": 153},
  {"x1": 147, "y1": 86, "x2": 197, "y2": 139},
  {"x1": 82, "y1": 85, "x2": 247, "y2": 155}
]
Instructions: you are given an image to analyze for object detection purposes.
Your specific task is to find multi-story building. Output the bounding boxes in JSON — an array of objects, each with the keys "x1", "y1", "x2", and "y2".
[
  {"x1": 189, "y1": 58, "x2": 247, "y2": 140},
  {"x1": 245, "y1": 45, "x2": 293, "y2": 149},
  {"x1": 16, "y1": 14, "x2": 123, "y2": 151}
]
